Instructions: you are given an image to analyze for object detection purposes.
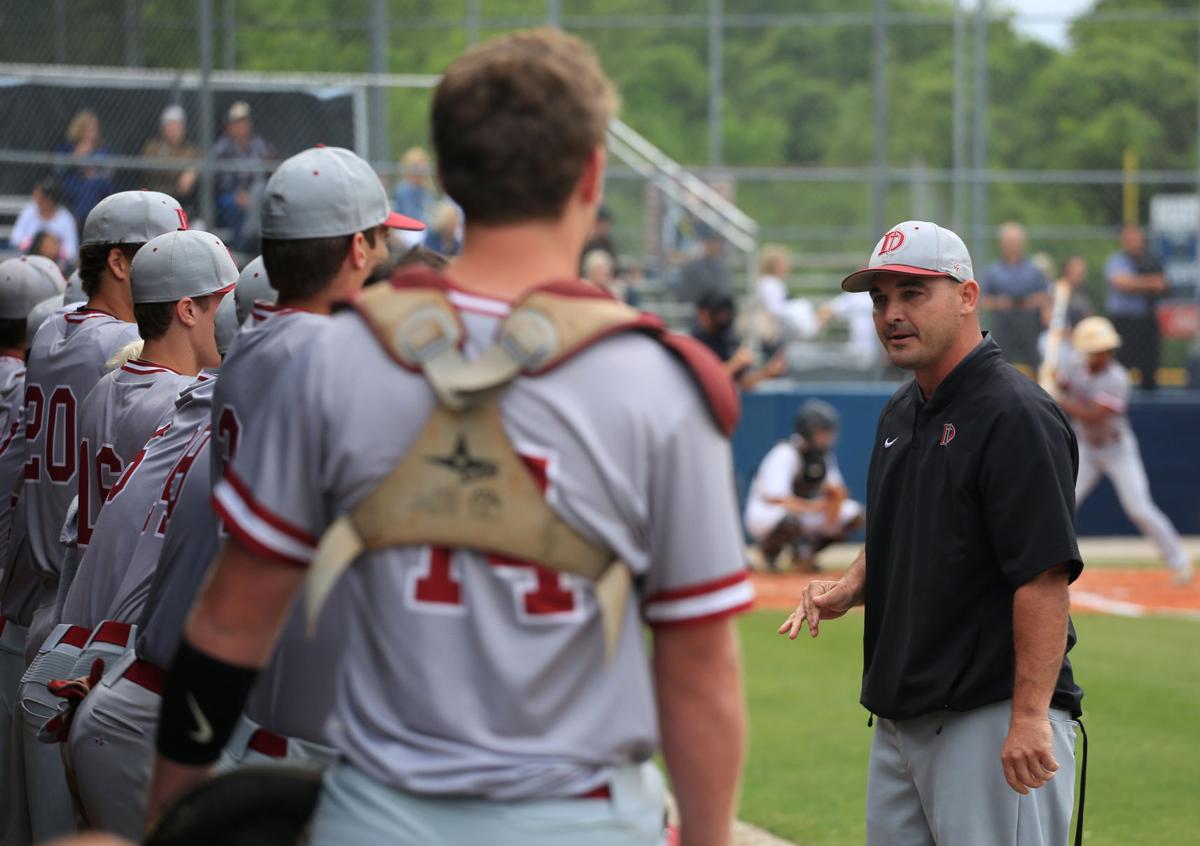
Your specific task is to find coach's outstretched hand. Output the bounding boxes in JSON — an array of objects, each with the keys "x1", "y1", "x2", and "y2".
[{"x1": 777, "y1": 547, "x2": 867, "y2": 639}]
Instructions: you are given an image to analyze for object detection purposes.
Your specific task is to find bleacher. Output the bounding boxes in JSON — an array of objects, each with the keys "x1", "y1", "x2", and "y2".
[{"x1": 0, "y1": 194, "x2": 25, "y2": 259}]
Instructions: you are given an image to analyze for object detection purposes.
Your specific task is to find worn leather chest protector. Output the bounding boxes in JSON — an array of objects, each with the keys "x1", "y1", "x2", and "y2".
[{"x1": 306, "y1": 273, "x2": 740, "y2": 661}]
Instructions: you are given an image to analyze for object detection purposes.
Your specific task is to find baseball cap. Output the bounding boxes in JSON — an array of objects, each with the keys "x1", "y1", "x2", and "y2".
[
  {"x1": 259, "y1": 146, "x2": 424, "y2": 240},
  {"x1": 131, "y1": 230, "x2": 239, "y2": 305},
  {"x1": 63, "y1": 269, "x2": 85, "y2": 305},
  {"x1": 234, "y1": 256, "x2": 276, "y2": 325},
  {"x1": 227, "y1": 101, "x2": 251, "y2": 122},
  {"x1": 215, "y1": 292, "x2": 239, "y2": 355},
  {"x1": 27, "y1": 294, "x2": 65, "y2": 340},
  {"x1": 841, "y1": 220, "x2": 974, "y2": 293},
  {"x1": 0, "y1": 256, "x2": 70, "y2": 320},
  {"x1": 1073, "y1": 316, "x2": 1122, "y2": 354},
  {"x1": 22, "y1": 255, "x2": 67, "y2": 295},
  {"x1": 81, "y1": 190, "x2": 187, "y2": 248}
]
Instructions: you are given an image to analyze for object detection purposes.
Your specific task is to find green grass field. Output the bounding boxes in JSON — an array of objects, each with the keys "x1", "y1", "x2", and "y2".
[{"x1": 736, "y1": 609, "x2": 1200, "y2": 845}]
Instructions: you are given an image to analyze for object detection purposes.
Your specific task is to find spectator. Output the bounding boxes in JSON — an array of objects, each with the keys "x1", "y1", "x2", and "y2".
[
  {"x1": 678, "y1": 223, "x2": 731, "y2": 304},
  {"x1": 615, "y1": 255, "x2": 644, "y2": 308},
  {"x1": 692, "y1": 290, "x2": 786, "y2": 390},
  {"x1": 27, "y1": 231, "x2": 63, "y2": 264},
  {"x1": 583, "y1": 248, "x2": 637, "y2": 305},
  {"x1": 9, "y1": 178, "x2": 78, "y2": 265},
  {"x1": 213, "y1": 101, "x2": 274, "y2": 251},
  {"x1": 1105, "y1": 224, "x2": 1167, "y2": 390},
  {"x1": 141, "y1": 105, "x2": 200, "y2": 210},
  {"x1": 754, "y1": 245, "x2": 790, "y2": 351},
  {"x1": 581, "y1": 206, "x2": 617, "y2": 270},
  {"x1": 1057, "y1": 255, "x2": 1096, "y2": 330},
  {"x1": 422, "y1": 200, "x2": 462, "y2": 256},
  {"x1": 743, "y1": 400, "x2": 863, "y2": 572},
  {"x1": 980, "y1": 221, "x2": 1049, "y2": 370},
  {"x1": 818, "y1": 290, "x2": 880, "y2": 371},
  {"x1": 55, "y1": 109, "x2": 116, "y2": 226},
  {"x1": 393, "y1": 146, "x2": 436, "y2": 224}
]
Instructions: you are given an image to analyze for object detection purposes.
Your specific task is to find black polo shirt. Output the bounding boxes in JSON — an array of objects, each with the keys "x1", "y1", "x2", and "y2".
[{"x1": 862, "y1": 334, "x2": 1084, "y2": 720}]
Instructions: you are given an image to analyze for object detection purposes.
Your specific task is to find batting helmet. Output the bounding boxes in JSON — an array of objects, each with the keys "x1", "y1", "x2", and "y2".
[
  {"x1": 794, "y1": 399, "x2": 840, "y2": 441},
  {"x1": 144, "y1": 765, "x2": 322, "y2": 846}
]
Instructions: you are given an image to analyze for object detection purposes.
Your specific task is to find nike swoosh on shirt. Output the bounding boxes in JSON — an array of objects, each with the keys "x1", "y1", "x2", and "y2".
[
  {"x1": 186, "y1": 693, "x2": 214, "y2": 745},
  {"x1": 884, "y1": 436, "x2": 899, "y2": 448}
]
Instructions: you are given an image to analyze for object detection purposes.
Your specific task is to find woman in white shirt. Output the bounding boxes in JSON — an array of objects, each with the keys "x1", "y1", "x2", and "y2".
[{"x1": 10, "y1": 179, "x2": 78, "y2": 265}]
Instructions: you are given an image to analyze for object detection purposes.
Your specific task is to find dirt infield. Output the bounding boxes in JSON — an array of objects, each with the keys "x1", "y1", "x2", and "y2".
[{"x1": 750, "y1": 567, "x2": 1200, "y2": 620}]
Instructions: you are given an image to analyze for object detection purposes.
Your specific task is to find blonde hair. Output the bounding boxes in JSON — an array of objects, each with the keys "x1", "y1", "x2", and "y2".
[
  {"x1": 400, "y1": 146, "x2": 432, "y2": 187},
  {"x1": 582, "y1": 249, "x2": 613, "y2": 278},
  {"x1": 759, "y1": 244, "x2": 790, "y2": 276},
  {"x1": 66, "y1": 110, "x2": 100, "y2": 144},
  {"x1": 105, "y1": 340, "x2": 144, "y2": 371}
]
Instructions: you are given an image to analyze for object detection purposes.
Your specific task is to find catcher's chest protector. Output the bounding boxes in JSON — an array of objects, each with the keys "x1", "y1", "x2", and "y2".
[{"x1": 306, "y1": 274, "x2": 739, "y2": 660}]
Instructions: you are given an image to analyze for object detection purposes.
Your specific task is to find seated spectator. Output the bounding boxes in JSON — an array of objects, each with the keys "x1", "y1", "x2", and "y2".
[
  {"x1": 10, "y1": 178, "x2": 78, "y2": 265},
  {"x1": 141, "y1": 105, "x2": 200, "y2": 210},
  {"x1": 213, "y1": 100, "x2": 274, "y2": 251},
  {"x1": 423, "y1": 200, "x2": 462, "y2": 256},
  {"x1": 677, "y1": 224, "x2": 730, "y2": 304},
  {"x1": 581, "y1": 206, "x2": 617, "y2": 271},
  {"x1": 27, "y1": 231, "x2": 64, "y2": 265},
  {"x1": 743, "y1": 400, "x2": 863, "y2": 572},
  {"x1": 980, "y1": 221, "x2": 1049, "y2": 371},
  {"x1": 394, "y1": 146, "x2": 436, "y2": 224},
  {"x1": 583, "y1": 248, "x2": 638, "y2": 305},
  {"x1": 55, "y1": 109, "x2": 116, "y2": 226},
  {"x1": 692, "y1": 290, "x2": 786, "y2": 390},
  {"x1": 615, "y1": 255, "x2": 643, "y2": 308}
]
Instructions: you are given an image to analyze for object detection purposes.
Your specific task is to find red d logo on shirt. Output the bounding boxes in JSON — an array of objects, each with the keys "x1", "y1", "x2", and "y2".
[
  {"x1": 939, "y1": 423, "x2": 956, "y2": 446},
  {"x1": 878, "y1": 230, "x2": 905, "y2": 255}
]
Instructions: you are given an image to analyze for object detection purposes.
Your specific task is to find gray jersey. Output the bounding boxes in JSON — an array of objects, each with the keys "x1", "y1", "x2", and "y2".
[
  {"x1": 61, "y1": 375, "x2": 215, "y2": 628},
  {"x1": 210, "y1": 302, "x2": 346, "y2": 743},
  {"x1": 212, "y1": 288, "x2": 753, "y2": 800},
  {"x1": 0, "y1": 356, "x2": 27, "y2": 568},
  {"x1": 1060, "y1": 356, "x2": 1132, "y2": 448},
  {"x1": 2, "y1": 307, "x2": 139, "y2": 622},
  {"x1": 135, "y1": 436, "x2": 217, "y2": 670},
  {"x1": 76, "y1": 359, "x2": 194, "y2": 550}
]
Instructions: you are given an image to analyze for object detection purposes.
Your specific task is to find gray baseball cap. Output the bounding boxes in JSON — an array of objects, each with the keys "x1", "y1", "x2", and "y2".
[
  {"x1": 22, "y1": 255, "x2": 67, "y2": 296},
  {"x1": 234, "y1": 256, "x2": 276, "y2": 325},
  {"x1": 131, "y1": 230, "x2": 238, "y2": 305},
  {"x1": 82, "y1": 190, "x2": 188, "y2": 248},
  {"x1": 27, "y1": 294, "x2": 65, "y2": 340},
  {"x1": 63, "y1": 269, "x2": 85, "y2": 305},
  {"x1": 259, "y1": 146, "x2": 424, "y2": 240},
  {"x1": 215, "y1": 292, "x2": 239, "y2": 355},
  {"x1": 0, "y1": 256, "x2": 70, "y2": 320},
  {"x1": 842, "y1": 220, "x2": 974, "y2": 293}
]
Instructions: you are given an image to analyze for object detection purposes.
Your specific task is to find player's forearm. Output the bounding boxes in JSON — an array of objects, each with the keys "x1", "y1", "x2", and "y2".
[
  {"x1": 1011, "y1": 564, "x2": 1070, "y2": 719},
  {"x1": 654, "y1": 618, "x2": 746, "y2": 846}
]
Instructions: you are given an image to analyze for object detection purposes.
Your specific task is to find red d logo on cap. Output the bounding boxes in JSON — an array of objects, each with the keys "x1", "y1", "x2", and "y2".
[{"x1": 878, "y1": 230, "x2": 905, "y2": 255}]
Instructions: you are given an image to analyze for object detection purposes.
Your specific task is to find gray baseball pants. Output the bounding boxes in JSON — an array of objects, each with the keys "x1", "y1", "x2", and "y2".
[
  {"x1": 307, "y1": 760, "x2": 667, "y2": 846},
  {"x1": 867, "y1": 699, "x2": 1078, "y2": 846}
]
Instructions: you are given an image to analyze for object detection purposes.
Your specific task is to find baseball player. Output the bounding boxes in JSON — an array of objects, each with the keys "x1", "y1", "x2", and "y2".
[
  {"x1": 0, "y1": 256, "x2": 67, "y2": 845},
  {"x1": 1058, "y1": 316, "x2": 1194, "y2": 585},
  {"x1": 1, "y1": 190, "x2": 184, "y2": 845},
  {"x1": 744, "y1": 399, "x2": 863, "y2": 572},
  {"x1": 12, "y1": 228, "x2": 233, "y2": 844},
  {"x1": 147, "y1": 30, "x2": 750, "y2": 846}
]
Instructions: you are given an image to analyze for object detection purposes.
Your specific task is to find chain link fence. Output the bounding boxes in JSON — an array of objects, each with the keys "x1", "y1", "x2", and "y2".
[{"x1": 1, "y1": 0, "x2": 1198, "y2": 384}]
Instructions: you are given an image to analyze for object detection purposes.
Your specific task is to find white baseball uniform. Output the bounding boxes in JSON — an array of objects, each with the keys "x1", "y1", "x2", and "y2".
[
  {"x1": 3, "y1": 307, "x2": 140, "y2": 625},
  {"x1": 1060, "y1": 356, "x2": 1190, "y2": 575},
  {"x1": 1, "y1": 306, "x2": 137, "y2": 846},
  {"x1": 209, "y1": 301, "x2": 346, "y2": 761},
  {"x1": 63, "y1": 376, "x2": 214, "y2": 837},
  {"x1": 212, "y1": 278, "x2": 753, "y2": 843},
  {"x1": 743, "y1": 440, "x2": 862, "y2": 541}
]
